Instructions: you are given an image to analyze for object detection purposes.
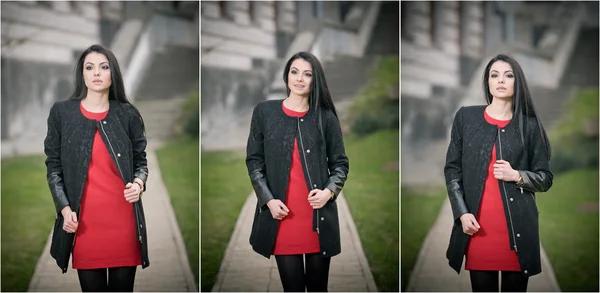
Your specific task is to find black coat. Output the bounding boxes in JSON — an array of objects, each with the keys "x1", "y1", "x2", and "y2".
[
  {"x1": 246, "y1": 99, "x2": 350, "y2": 258},
  {"x1": 444, "y1": 105, "x2": 553, "y2": 276},
  {"x1": 44, "y1": 99, "x2": 149, "y2": 273}
]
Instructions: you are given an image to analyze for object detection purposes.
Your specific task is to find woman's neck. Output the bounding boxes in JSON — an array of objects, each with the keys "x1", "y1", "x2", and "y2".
[
  {"x1": 284, "y1": 94, "x2": 309, "y2": 112},
  {"x1": 487, "y1": 98, "x2": 513, "y2": 120},
  {"x1": 82, "y1": 90, "x2": 110, "y2": 112}
]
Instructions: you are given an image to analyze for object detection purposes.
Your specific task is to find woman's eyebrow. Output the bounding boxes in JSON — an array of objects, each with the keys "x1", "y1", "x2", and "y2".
[
  {"x1": 291, "y1": 67, "x2": 312, "y2": 72},
  {"x1": 85, "y1": 62, "x2": 109, "y2": 66}
]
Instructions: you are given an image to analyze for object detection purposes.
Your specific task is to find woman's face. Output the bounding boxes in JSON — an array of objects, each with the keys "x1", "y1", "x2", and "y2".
[
  {"x1": 83, "y1": 52, "x2": 112, "y2": 93},
  {"x1": 287, "y1": 58, "x2": 313, "y2": 97},
  {"x1": 488, "y1": 60, "x2": 515, "y2": 100}
]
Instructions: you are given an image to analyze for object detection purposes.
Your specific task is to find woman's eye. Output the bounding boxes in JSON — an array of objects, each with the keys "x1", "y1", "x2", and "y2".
[
  {"x1": 102, "y1": 65, "x2": 110, "y2": 70},
  {"x1": 507, "y1": 74, "x2": 514, "y2": 78},
  {"x1": 291, "y1": 70, "x2": 297, "y2": 74},
  {"x1": 305, "y1": 73, "x2": 312, "y2": 77},
  {"x1": 86, "y1": 66, "x2": 92, "y2": 70},
  {"x1": 491, "y1": 74, "x2": 497, "y2": 78}
]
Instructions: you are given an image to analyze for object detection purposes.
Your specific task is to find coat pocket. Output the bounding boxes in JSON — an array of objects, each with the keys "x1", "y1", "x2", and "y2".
[{"x1": 49, "y1": 215, "x2": 72, "y2": 272}]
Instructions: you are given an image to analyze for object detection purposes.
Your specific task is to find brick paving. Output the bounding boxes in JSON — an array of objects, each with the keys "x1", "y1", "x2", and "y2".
[
  {"x1": 28, "y1": 147, "x2": 197, "y2": 292},
  {"x1": 211, "y1": 193, "x2": 378, "y2": 292},
  {"x1": 406, "y1": 198, "x2": 561, "y2": 292}
]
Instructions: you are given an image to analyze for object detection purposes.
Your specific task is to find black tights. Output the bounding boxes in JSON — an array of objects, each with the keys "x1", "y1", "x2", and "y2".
[
  {"x1": 77, "y1": 266, "x2": 137, "y2": 292},
  {"x1": 275, "y1": 253, "x2": 331, "y2": 292},
  {"x1": 470, "y1": 270, "x2": 529, "y2": 292}
]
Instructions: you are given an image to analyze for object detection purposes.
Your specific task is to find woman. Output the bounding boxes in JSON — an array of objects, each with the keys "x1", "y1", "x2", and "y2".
[
  {"x1": 246, "y1": 51, "x2": 350, "y2": 292},
  {"x1": 444, "y1": 54, "x2": 553, "y2": 291},
  {"x1": 44, "y1": 44, "x2": 149, "y2": 291}
]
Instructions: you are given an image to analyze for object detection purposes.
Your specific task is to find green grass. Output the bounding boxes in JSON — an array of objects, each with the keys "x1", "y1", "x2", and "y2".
[
  {"x1": 200, "y1": 149, "x2": 252, "y2": 292},
  {"x1": 400, "y1": 187, "x2": 446, "y2": 292},
  {"x1": 342, "y1": 129, "x2": 399, "y2": 292},
  {"x1": 537, "y1": 168, "x2": 599, "y2": 292},
  {"x1": 1, "y1": 155, "x2": 55, "y2": 291},
  {"x1": 155, "y1": 137, "x2": 200, "y2": 290}
]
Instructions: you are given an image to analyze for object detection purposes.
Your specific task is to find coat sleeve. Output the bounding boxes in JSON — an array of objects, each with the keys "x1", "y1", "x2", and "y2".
[
  {"x1": 128, "y1": 104, "x2": 148, "y2": 191},
  {"x1": 517, "y1": 118, "x2": 553, "y2": 193},
  {"x1": 44, "y1": 102, "x2": 70, "y2": 214},
  {"x1": 444, "y1": 107, "x2": 469, "y2": 222},
  {"x1": 246, "y1": 102, "x2": 275, "y2": 208},
  {"x1": 323, "y1": 109, "x2": 349, "y2": 201}
]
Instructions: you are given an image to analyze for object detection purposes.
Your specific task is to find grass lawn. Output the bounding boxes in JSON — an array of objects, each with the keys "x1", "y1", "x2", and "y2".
[
  {"x1": 200, "y1": 149, "x2": 252, "y2": 292},
  {"x1": 342, "y1": 129, "x2": 400, "y2": 292},
  {"x1": 400, "y1": 187, "x2": 446, "y2": 292},
  {"x1": 1, "y1": 155, "x2": 55, "y2": 292},
  {"x1": 155, "y1": 137, "x2": 200, "y2": 290},
  {"x1": 537, "y1": 168, "x2": 599, "y2": 292}
]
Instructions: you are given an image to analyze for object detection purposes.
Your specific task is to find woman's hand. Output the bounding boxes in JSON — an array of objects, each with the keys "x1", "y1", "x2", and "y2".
[
  {"x1": 459, "y1": 213, "x2": 480, "y2": 236},
  {"x1": 307, "y1": 189, "x2": 332, "y2": 209},
  {"x1": 61, "y1": 206, "x2": 79, "y2": 233},
  {"x1": 124, "y1": 182, "x2": 141, "y2": 203},
  {"x1": 267, "y1": 199, "x2": 289, "y2": 220},
  {"x1": 493, "y1": 160, "x2": 520, "y2": 182}
]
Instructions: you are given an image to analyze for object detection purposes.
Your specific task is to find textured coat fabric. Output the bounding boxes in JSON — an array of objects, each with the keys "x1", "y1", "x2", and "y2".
[
  {"x1": 246, "y1": 99, "x2": 350, "y2": 258},
  {"x1": 44, "y1": 99, "x2": 149, "y2": 273},
  {"x1": 444, "y1": 105, "x2": 553, "y2": 277}
]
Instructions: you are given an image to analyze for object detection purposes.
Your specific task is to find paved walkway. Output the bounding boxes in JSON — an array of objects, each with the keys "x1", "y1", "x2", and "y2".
[
  {"x1": 28, "y1": 144, "x2": 197, "y2": 292},
  {"x1": 211, "y1": 193, "x2": 378, "y2": 292},
  {"x1": 406, "y1": 198, "x2": 561, "y2": 292}
]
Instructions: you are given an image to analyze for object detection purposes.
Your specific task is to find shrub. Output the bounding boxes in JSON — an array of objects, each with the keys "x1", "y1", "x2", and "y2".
[
  {"x1": 348, "y1": 57, "x2": 399, "y2": 136},
  {"x1": 182, "y1": 91, "x2": 199, "y2": 138},
  {"x1": 548, "y1": 89, "x2": 599, "y2": 174}
]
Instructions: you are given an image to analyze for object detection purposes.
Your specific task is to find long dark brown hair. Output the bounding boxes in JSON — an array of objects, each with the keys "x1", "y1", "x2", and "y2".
[
  {"x1": 483, "y1": 54, "x2": 551, "y2": 159},
  {"x1": 70, "y1": 44, "x2": 145, "y2": 132}
]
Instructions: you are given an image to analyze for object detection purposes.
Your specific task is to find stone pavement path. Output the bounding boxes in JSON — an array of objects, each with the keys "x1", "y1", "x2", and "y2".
[
  {"x1": 211, "y1": 193, "x2": 378, "y2": 292},
  {"x1": 406, "y1": 198, "x2": 561, "y2": 292},
  {"x1": 28, "y1": 145, "x2": 197, "y2": 292}
]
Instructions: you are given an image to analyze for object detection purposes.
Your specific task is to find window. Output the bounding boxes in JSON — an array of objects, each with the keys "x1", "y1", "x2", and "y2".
[
  {"x1": 219, "y1": 1, "x2": 233, "y2": 20},
  {"x1": 36, "y1": 1, "x2": 52, "y2": 9},
  {"x1": 339, "y1": 1, "x2": 352, "y2": 23},
  {"x1": 430, "y1": 2, "x2": 437, "y2": 47},
  {"x1": 401, "y1": 2, "x2": 410, "y2": 41},
  {"x1": 313, "y1": 1, "x2": 323, "y2": 19},
  {"x1": 249, "y1": 1, "x2": 256, "y2": 24}
]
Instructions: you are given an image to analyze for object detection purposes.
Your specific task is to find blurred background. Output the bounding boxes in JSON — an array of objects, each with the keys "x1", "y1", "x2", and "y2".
[
  {"x1": 200, "y1": 1, "x2": 399, "y2": 291},
  {"x1": 401, "y1": 1, "x2": 599, "y2": 292},
  {"x1": 1, "y1": 1, "x2": 200, "y2": 291}
]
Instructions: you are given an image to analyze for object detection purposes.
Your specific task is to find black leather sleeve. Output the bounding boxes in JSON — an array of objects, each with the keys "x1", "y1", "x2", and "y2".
[
  {"x1": 323, "y1": 110, "x2": 349, "y2": 201},
  {"x1": 44, "y1": 102, "x2": 70, "y2": 214},
  {"x1": 444, "y1": 107, "x2": 469, "y2": 222},
  {"x1": 128, "y1": 105, "x2": 148, "y2": 191},
  {"x1": 246, "y1": 103, "x2": 274, "y2": 208},
  {"x1": 517, "y1": 119, "x2": 553, "y2": 193}
]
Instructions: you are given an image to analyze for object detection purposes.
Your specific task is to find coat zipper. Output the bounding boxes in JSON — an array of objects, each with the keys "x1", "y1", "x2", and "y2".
[
  {"x1": 297, "y1": 117, "x2": 319, "y2": 234},
  {"x1": 99, "y1": 121, "x2": 143, "y2": 244},
  {"x1": 498, "y1": 128, "x2": 518, "y2": 252}
]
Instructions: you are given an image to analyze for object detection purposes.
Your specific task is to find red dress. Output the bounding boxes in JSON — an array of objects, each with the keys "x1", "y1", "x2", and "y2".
[
  {"x1": 272, "y1": 103, "x2": 321, "y2": 255},
  {"x1": 465, "y1": 110, "x2": 521, "y2": 271},
  {"x1": 72, "y1": 103, "x2": 142, "y2": 269}
]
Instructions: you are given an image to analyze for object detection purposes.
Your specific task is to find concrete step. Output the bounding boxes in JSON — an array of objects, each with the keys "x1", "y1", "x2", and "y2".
[
  {"x1": 134, "y1": 97, "x2": 188, "y2": 140},
  {"x1": 324, "y1": 55, "x2": 380, "y2": 103},
  {"x1": 365, "y1": 1, "x2": 399, "y2": 56},
  {"x1": 136, "y1": 45, "x2": 199, "y2": 101},
  {"x1": 529, "y1": 86, "x2": 578, "y2": 131},
  {"x1": 560, "y1": 28, "x2": 599, "y2": 88}
]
